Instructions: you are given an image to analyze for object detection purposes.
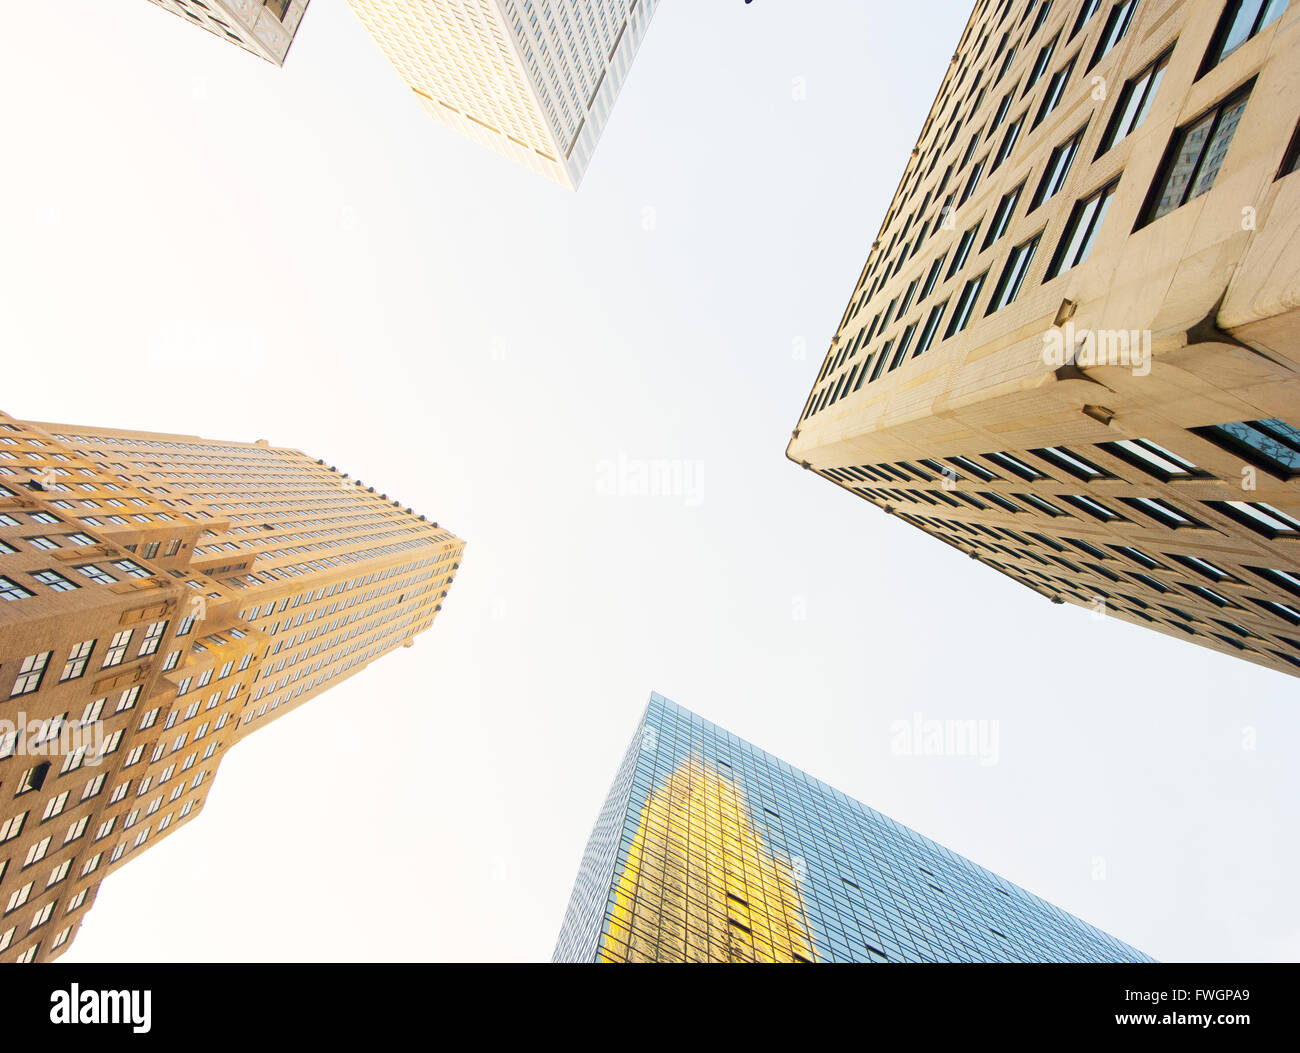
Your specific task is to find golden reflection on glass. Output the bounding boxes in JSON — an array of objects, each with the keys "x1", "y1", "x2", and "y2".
[{"x1": 600, "y1": 758, "x2": 816, "y2": 963}]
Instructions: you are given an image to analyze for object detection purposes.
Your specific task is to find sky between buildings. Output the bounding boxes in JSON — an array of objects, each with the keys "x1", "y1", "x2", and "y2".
[{"x1": 1, "y1": 0, "x2": 1296, "y2": 963}]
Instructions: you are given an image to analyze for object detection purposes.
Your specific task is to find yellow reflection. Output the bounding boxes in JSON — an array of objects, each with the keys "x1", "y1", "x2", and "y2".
[{"x1": 601, "y1": 758, "x2": 816, "y2": 962}]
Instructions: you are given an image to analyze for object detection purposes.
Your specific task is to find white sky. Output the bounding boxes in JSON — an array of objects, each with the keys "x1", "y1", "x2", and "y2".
[{"x1": 2, "y1": 0, "x2": 1296, "y2": 964}]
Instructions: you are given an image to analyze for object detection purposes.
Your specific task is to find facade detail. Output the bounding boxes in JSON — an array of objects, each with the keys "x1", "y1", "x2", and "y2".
[
  {"x1": 555, "y1": 694, "x2": 1153, "y2": 963},
  {"x1": 789, "y1": 0, "x2": 1300, "y2": 678},
  {"x1": 143, "y1": 0, "x2": 310, "y2": 66},
  {"x1": 346, "y1": 0, "x2": 660, "y2": 189},
  {"x1": 0, "y1": 410, "x2": 463, "y2": 962}
]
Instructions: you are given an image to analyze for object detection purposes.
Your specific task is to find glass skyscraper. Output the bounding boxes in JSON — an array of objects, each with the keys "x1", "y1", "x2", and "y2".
[{"x1": 555, "y1": 694, "x2": 1153, "y2": 963}]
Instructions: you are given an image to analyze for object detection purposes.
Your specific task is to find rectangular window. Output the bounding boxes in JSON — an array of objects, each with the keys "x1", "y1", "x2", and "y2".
[
  {"x1": 945, "y1": 272, "x2": 989, "y2": 338},
  {"x1": 10, "y1": 652, "x2": 51, "y2": 697},
  {"x1": 912, "y1": 301, "x2": 950, "y2": 357},
  {"x1": 1088, "y1": 0, "x2": 1138, "y2": 70},
  {"x1": 946, "y1": 222, "x2": 982, "y2": 279},
  {"x1": 59, "y1": 640, "x2": 96, "y2": 683},
  {"x1": 0, "y1": 576, "x2": 34, "y2": 601},
  {"x1": 1199, "y1": 0, "x2": 1288, "y2": 75},
  {"x1": 1098, "y1": 49, "x2": 1171, "y2": 155},
  {"x1": 1192, "y1": 419, "x2": 1300, "y2": 480},
  {"x1": 32, "y1": 569, "x2": 78, "y2": 592},
  {"x1": 1045, "y1": 179, "x2": 1118, "y2": 278},
  {"x1": 1138, "y1": 82, "x2": 1254, "y2": 226},
  {"x1": 1033, "y1": 52, "x2": 1078, "y2": 128},
  {"x1": 983, "y1": 183, "x2": 1025, "y2": 249},
  {"x1": 986, "y1": 233, "x2": 1042, "y2": 314},
  {"x1": 101, "y1": 630, "x2": 133, "y2": 669}
]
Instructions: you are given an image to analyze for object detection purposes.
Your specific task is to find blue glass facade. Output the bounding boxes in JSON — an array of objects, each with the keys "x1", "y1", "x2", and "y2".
[{"x1": 554, "y1": 694, "x2": 1153, "y2": 963}]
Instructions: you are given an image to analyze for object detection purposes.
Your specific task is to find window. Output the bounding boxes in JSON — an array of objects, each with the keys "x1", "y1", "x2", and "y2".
[
  {"x1": 1088, "y1": 0, "x2": 1138, "y2": 70},
  {"x1": 1034, "y1": 126, "x2": 1086, "y2": 206},
  {"x1": 14, "y1": 762, "x2": 50, "y2": 797},
  {"x1": 1060, "y1": 494, "x2": 1125, "y2": 521},
  {"x1": 26, "y1": 535, "x2": 59, "y2": 551},
  {"x1": 986, "y1": 233, "x2": 1042, "y2": 313},
  {"x1": 959, "y1": 155, "x2": 988, "y2": 206},
  {"x1": 32, "y1": 569, "x2": 78, "y2": 592},
  {"x1": 75, "y1": 563, "x2": 115, "y2": 585},
  {"x1": 990, "y1": 112, "x2": 1026, "y2": 173},
  {"x1": 111, "y1": 559, "x2": 150, "y2": 579},
  {"x1": 10, "y1": 651, "x2": 51, "y2": 697},
  {"x1": 1139, "y1": 82, "x2": 1254, "y2": 226},
  {"x1": 1033, "y1": 53, "x2": 1078, "y2": 128},
  {"x1": 912, "y1": 301, "x2": 949, "y2": 357},
  {"x1": 1279, "y1": 117, "x2": 1300, "y2": 179},
  {"x1": 1102, "y1": 438, "x2": 1202, "y2": 480},
  {"x1": 1098, "y1": 49, "x2": 1171, "y2": 155},
  {"x1": 0, "y1": 811, "x2": 26, "y2": 843},
  {"x1": 945, "y1": 272, "x2": 989, "y2": 337},
  {"x1": 102, "y1": 630, "x2": 133, "y2": 669},
  {"x1": 1122, "y1": 496, "x2": 1201, "y2": 528},
  {"x1": 0, "y1": 576, "x2": 34, "y2": 601},
  {"x1": 1199, "y1": 0, "x2": 1288, "y2": 74},
  {"x1": 984, "y1": 183, "x2": 1025, "y2": 249},
  {"x1": 59, "y1": 640, "x2": 95, "y2": 682},
  {"x1": 1033, "y1": 446, "x2": 1109, "y2": 479},
  {"x1": 1071, "y1": 0, "x2": 1103, "y2": 40},
  {"x1": 1025, "y1": 33, "x2": 1060, "y2": 94},
  {"x1": 1192, "y1": 419, "x2": 1300, "y2": 480},
  {"x1": 946, "y1": 222, "x2": 982, "y2": 279},
  {"x1": 1208, "y1": 500, "x2": 1300, "y2": 538},
  {"x1": 1045, "y1": 179, "x2": 1118, "y2": 278},
  {"x1": 5, "y1": 882, "x2": 33, "y2": 915}
]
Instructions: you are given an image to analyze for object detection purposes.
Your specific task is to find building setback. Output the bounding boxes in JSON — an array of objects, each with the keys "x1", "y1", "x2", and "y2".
[
  {"x1": 554, "y1": 694, "x2": 1153, "y2": 963},
  {"x1": 789, "y1": 0, "x2": 1300, "y2": 678},
  {"x1": 0, "y1": 410, "x2": 463, "y2": 961},
  {"x1": 346, "y1": 0, "x2": 660, "y2": 189},
  {"x1": 142, "y1": 0, "x2": 310, "y2": 66}
]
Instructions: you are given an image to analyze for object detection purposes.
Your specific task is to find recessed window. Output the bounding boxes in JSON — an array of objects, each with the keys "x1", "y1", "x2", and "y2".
[
  {"x1": 0, "y1": 576, "x2": 33, "y2": 602},
  {"x1": 1059, "y1": 494, "x2": 1125, "y2": 521},
  {"x1": 32, "y1": 569, "x2": 78, "y2": 593},
  {"x1": 10, "y1": 652, "x2": 51, "y2": 697},
  {"x1": 986, "y1": 232, "x2": 1042, "y2": 313},
  {"x1": 1032, "y1": 127, "x2": 1085, "y2": 209},
  {"x1": 912, "y1": 301, "x2": 949, "y2": 358},
  {"x1": 946, "y1": 222, "x2": 983, "y2": 279},
  {"x1": 1199, "y1": 0, "x2": 1287, "y2": 75},
  {"x1": 1101, "y1": 438, "x2": 1203, "y2": 480},
  {"x1": 983, "y1": 183, "x2": 1025, "y2": 249},
  {"x1": 1045, "y1": 178, "x2": 1118, "y2": 278},
  {"x1": 1097, "y1": 49, "x2": 1171, "y2": 156},
  {"x1": 1121, "y1": 496, "x2": 1201, "y2": 528},
  {"x1": 1032, "y1": 52, "x2": 1079, "y2": 128},
  {"x1": 1088, "y1": 0, "x2": 1138, "y2": 71},
  {"x1": 1032, "y1": 446, "x2": 1109, "y2": 479},
  {"x1": 1192, "y1": 418, "x2": 1300, "y2": 480},
  {"x1": 1138, "y1": 82, "x2": 1254, "y2": 227},
  {"x1": 945, "y1": 271, "x2": 989, "y2": 337},
  {"x1": 1208, "y1": 500, "x2": 1300, "y2": 538},
  {"x1": 59, "y1": 640, "x2": 96, "y2": 683}
]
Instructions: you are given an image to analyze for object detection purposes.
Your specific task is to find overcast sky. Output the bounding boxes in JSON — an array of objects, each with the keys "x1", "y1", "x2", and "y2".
[{"x1": 2, "y1": 0, "x2": 1296, "y2": 964}]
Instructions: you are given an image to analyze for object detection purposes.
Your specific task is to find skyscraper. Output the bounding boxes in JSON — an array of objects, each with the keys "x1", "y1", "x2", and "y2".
[
  {"x1": 554, "y1": 694, "x2": 1152, "y2": 963},
  {"x1": 346, "y1": 0, "x2": 660, "y2": 189},
  {"x1": 142, "y1": 0, "x2": 311, "y2": 66},
  {"x1": 0, "y1": 410, "x2": 463, "y2": 962},
  {"x1": 789, "y1": 0, "x2": 1300, "y2": 678}
]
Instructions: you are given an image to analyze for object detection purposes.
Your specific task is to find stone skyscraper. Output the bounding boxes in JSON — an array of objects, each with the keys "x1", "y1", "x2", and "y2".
[
  {"x1": 347, "y1": 0, "x2": 660, "y2": 189},
  {"x1": 789, "y1": 0, "x2": 1300, "y2": 678},
  {"x1": 0, "y1": 410, "x2": 463, "y2": 961},
  {"x1": 143, "y1": 0, "x2": 310, "y2": 66}
]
